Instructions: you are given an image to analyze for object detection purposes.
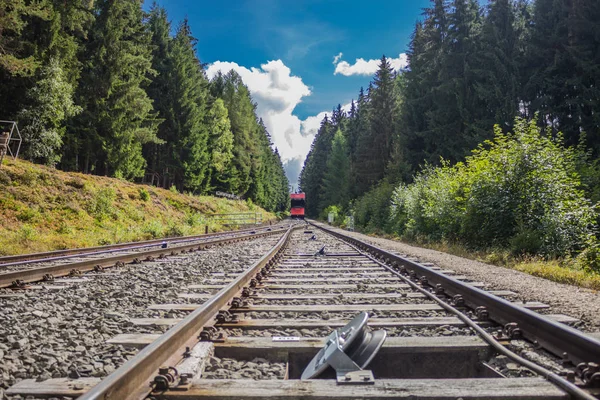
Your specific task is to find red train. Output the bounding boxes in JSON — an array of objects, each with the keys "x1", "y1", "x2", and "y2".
[{"x1": 290, "y1": 192, "x2": 306, "y2": 219}]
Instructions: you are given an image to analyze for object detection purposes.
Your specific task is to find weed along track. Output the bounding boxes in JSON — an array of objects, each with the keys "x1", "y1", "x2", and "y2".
[{"x1": 2, "y1": 221, "x2": 600, "y2": 399}]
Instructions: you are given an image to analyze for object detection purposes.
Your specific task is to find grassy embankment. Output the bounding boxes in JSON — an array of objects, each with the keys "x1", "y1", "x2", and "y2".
[
  {"x1": 0, "y1": 159, "x2": 275, "y2": 256},
  {"x1": 369, "y1": 232, "x2": 600, "y2": 290}
]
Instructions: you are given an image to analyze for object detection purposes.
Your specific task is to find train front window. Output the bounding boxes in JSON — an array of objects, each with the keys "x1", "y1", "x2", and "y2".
[{"x1": 291, "y1": 199, "x2": 305, "y2": 208}]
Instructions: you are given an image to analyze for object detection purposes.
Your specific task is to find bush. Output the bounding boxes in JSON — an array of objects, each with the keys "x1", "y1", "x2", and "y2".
[
  {"x1": 139, "y1": 187, "x2": 150, "y2": 202},
  {"x1": 321, "y1": 205, "x2": 344, "y2": 225},
  {"x1": 90, "y1": 188, "x2": 116, "y2": 221},
  {"x1": 390, "y1": 117, "x2": 597, "y2": 258},
  {"x1": 17, "y1": 207, "x2": 38, "y2": 222},
  {"x1": 143, "y1": 220, "x2": 164, "y2": 238},
  {"x1": 353, "y1": 181, "x2": 395, "y2": 233},
  {"x1": 18, "y1": 224, "x2": 37, "y2": 243}
]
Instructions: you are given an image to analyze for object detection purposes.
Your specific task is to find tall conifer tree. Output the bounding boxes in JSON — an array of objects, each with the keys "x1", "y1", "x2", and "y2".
[
  {"x1": 320, "y1": 129, "x2": 351, "y2": 209},
  {"x1": 72, "y1": 0, "x2": 160, "y2": 178}
]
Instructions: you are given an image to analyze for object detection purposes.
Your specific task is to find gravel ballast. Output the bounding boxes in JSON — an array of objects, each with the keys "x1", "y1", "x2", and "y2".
[
  {"x1": 0, "y1": 232, "x2": 283, "y2": 391},
  {"x1": 318, "y1": 223, "x2": 600, "y2": 331}
]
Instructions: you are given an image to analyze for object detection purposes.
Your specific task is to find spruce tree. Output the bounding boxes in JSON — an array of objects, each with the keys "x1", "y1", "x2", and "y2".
[
  {"x1": 299, "y1": 116, "x2": 333, "y2": 216},
  {"x1": 320, "y1": 129, "x2": 351, "y2": 209},
  {"x1": 206, "y1": 98, "x2": 234, "y2": 192},
  {"x1": 218, "y1": 71, "x2": 260, "y2": 196},
  {"x1": 72, "y1": 0, "x2": 160, "y2": 178},
  {"x1": 169, "y1": 19, "x2": 210, "y2": 192},
  {"x1": 354, "y1": 56, "x2": 396, "y2": 194},
  {"x1": 427, "y1": 0, "x2": 482, "y2": 163},
  {"x1": 524, "y1": 0, "x2": 579, "y2": 144},
  {"x1": 144, "y1": 4, "x2": 173, "y2": 180},
  {"x1": 402, "y1": 0, "x2": 449, "y2": 171},
  {"x1": 472, "y1": 0, "x2": 521, "y2": 135}
]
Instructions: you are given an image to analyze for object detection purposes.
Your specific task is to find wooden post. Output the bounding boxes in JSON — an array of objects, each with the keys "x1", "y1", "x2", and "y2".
[{"x1": 205, "y1": 225, "x2": 208, "y2": 234}]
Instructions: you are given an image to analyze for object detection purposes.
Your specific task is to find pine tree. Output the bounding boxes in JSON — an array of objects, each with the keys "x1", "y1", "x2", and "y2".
[
  {"x1": 299, "y1": 116, "x2": 334, "y2": 216},
  {"x1": 427, "y1": 0, "x2": 482, "y2": 163},
  {"x1": 217, "y1": 71, "x2": 260, "y2": 196},
  {"x1": 71, "y1": 0, "x2": 160, "y2": 178},
  {"x1": 169, "y1": 19, "x2": 211, "y2": 192},
  {"x1": 206, "y1": 98, "x2": 234, "y2": 192},
  {"x1": 143, "y1": 4, "x2": 173, "y2": 181},
  {"x1": 354, "y1": 56, "x2": 396, "y2": 193},
  {"x1": 402, "y1": 0, "x2": 449, "y2": 171},
  {"x1": 472, "y1": 0, "x2": 522, "y2": 135},
  {"x1": 18, "y1": 58, "x2": 81, "y2": 165},
  {"x1": 320, "y1": 129, "x2": 351, "y2": 209}
]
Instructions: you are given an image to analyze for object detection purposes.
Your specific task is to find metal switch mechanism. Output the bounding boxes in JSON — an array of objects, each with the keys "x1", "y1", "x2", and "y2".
[{"x1": 301, "y1": 312, "x2": 386, "y2": 384}]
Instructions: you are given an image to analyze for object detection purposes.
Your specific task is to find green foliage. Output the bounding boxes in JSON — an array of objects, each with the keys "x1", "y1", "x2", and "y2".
[
  {"x1": 70, "y1": 0, "x2": 161, "y2": 178},
  {"x1": 320, "y1": 129, "x2": 351, "y2": 210},
  {"x1": 90, "y1": 188, "x2": 116, "y2": 221},
  {"x1": 17, "y1": 207, "x2": 38, "y2": 222},
  {"x1": 139, "y1": 187, "x2": 150, "y2": 202},
  {"x1": 18, "y1": 58, "x2": 81, "y2": 165},
  {"x1": 321, "y1": 204, "x2": 344, "y2": 225},
  {"x1": 352, "y1": 181, "x2": 395, "y2": 234},
  {"x1": 391, "y1": 117, "x2": 596, "y2": 258},
  {"x1": 18, "y1": 224, "x2": 37, "y2": 243},
  {"x1": 206, "y1": 98, "x2": 234, "y2": 190}
]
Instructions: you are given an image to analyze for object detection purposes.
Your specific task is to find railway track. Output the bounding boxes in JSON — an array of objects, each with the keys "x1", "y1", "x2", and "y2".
[
  {"x1": 0, "y1": 223, "x2": 287, "y2": 288},
  {"x1": 3, "y1": 221, "x2": 600, "y2": 399}
]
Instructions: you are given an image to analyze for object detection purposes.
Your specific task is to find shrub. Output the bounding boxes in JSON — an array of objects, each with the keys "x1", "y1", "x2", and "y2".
[
  {"x1": 139, "y1": 187, "x2": 150, "y2": 202},
  {"x1": 66, "y1": 178, "x2": 85, "y2": 189},
  {"x1": 17, "y1": 207, "x2": 38, "y2": 222},
  {"x1": 143, "y1": 220, "x2": 164, "y2": 238},
  {"x1": 353, "y1": 181, "x2": 395, "y2": 233},
  {"x1": 390, "y1": 117, "x2": 596, "y2": 258},
  {"x1": 90, "y1": 188, "x2": 116, "y2": 220},
  {"x1": 18, "y1": 224, "x2": 37, "y2": 243},
  {"x1": 0, "y1": 170, "x2": 12, "y2": 185}
]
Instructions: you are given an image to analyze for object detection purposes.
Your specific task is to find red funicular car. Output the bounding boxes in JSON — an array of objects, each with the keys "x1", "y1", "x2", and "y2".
[{"x1": 290, "y1": 193, "x2": 305, "y2": 219}]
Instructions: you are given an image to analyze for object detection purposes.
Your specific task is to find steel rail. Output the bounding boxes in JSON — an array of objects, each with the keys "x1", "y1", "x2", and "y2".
[
  {"x1": 342, "y1": 237, "x2": 596, "y2": 400},
  {"x1": 79, "y1": 225, "x2": 297, "y2": 400},
  {"x1": 310, "y1": 221, "x2": 600, "y2": 367},
  {"x1": 0, "y1": 228, "x2": 288, "y2": 288},
  {"x1": 0, "y1": 223, "x2": 276, "y2": 266}
]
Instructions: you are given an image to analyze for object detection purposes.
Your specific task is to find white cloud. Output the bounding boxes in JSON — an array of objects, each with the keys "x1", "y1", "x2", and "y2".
[
  {"x1": 333, "y1": 53, "x2": 408, "y2": 76},
  {"x1": 206, "y1": 60, "x2": 316, "y2": 164},
  {"x1": 332, "y1": 52, "x2": 343, "y2": 65},
  {"x1": 205, "y1": 60, "x2": 358, "y2": 186}
]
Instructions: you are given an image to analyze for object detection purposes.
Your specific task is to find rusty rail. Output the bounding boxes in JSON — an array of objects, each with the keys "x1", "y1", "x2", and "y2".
[
  {"x1": 0, "y1": 223, "x2": 277, "y2": 266},
  {"x1": 311, "y1": 221, "x2": 600, "y2": 367},
  {"x1": 0, "y1": 228, "x2": 287, "y2": 288},
  {"x1": 79, "y1": 225, "x2": 297, "y2": 400}
]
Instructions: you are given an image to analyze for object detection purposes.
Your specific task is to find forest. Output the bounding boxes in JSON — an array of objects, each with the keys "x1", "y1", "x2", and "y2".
[
  {"x1": 0, "y1": 0, "x2": 290, "y2": 212},
  {"x1": 299, "y1": 0, "x2": 600, "y2": 275}
]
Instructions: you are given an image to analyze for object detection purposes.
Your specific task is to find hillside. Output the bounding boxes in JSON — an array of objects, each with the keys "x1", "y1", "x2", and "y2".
[{"x1": 0, "y1": 159, "x2": 275, "y2": 256}]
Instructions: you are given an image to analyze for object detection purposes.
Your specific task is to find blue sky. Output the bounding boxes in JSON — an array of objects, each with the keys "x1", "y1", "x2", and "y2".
[{"x1": 144, "y1": 0, "x2": 430, "y2": 186}]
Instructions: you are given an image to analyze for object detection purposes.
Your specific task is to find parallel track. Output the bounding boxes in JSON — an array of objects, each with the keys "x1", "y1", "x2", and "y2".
[
  {"x1": 0, "y1": 223, "x2": 277, "y2": 267},
  {"x1": 0, "y1": 224, "x2": 287, "y2": 288},
  {"x1": 4, "y1": 221, "x2": 600, "y2": 399}
]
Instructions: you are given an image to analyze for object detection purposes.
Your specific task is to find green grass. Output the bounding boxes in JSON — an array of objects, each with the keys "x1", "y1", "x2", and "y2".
[
  {"x1": 357, "y1": 230, "x2": 600, "y2": 290},
  {"x1": 0, "y1": 159, "x2": 276, "y2": 255}
]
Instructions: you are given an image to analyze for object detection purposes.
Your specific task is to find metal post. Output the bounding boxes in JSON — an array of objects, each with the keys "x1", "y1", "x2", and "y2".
[{"x1": 205, "y1": 225, "x2": 208, "y2": 234}]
